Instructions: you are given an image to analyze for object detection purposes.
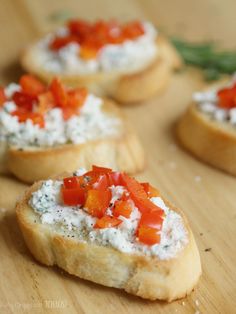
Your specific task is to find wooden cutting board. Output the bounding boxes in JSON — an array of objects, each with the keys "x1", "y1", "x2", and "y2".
[{"x1": 0, "y1": 0, "x2": 235, "y2": 313}]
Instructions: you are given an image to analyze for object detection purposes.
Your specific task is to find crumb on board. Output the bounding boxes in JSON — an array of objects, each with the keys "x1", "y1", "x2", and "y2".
[
  {"x1": 194, "y1": 176, "x2": 202, "y2": 182},
  {"x1": 205, "y1": 248, "x2": 212, "y2": 252}
]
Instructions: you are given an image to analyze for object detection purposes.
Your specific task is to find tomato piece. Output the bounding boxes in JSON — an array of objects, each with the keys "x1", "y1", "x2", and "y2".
[
  {"x1": 139, "y1": 211, "x2": 164, "y2": 230},
  {"x1": 217, "y1": 83, "x2": 236, "y2": 109},
  {"x1": 50, "y1": 35, "x2": 79, "y2": 50},
  {"x1": 67, "y1": 87, "x2": 87, "y2": 109},
  {"x1": 80, "y1": 45, "x2": 98, "y2": 60},
  {"x1": 62, "y1": 107, "x2": 77, "y2": 120},
  {"x1": 122, "y1": 21, "x2": 145, "y2": 39},
  {"x1": 137, "y1": 226, "x2": 161, "y2": 245},
  {"x1": 63, "y1": 176, "x2": 80, "y2": 189},
  {"x1": 37, "y1": 91, "x2": 56, "y2": 114},
  {"x1": 20, "y1": 74, "x2": 45, "y2": 96},
  {"x1": 113, "y1": 200, "x2": 132, "y2": 218},
  {"x1": 94, "y1": 215, "x2": 122, "y2": 229},
  {"x1": 92, "y1": 165, "x2": 112, "y2": 173},
  {"x1": 141, "y1": 182, "x2": 160, "y2": 198},
  {"x1": 68, "y1": 19, "x2": 91, "y2": 36},
  {"x1": 12, "y1": 110, "x2": 44, "y2": 128},
  {"x1": 12, "y1": 91, "x2": 36, "y2": 111},
  {"x1": 107, "y1": 171, "x2": 121, "y2": 186},
  {"x1": 30, "y1": 112, "x2": 45, "y2": 128},
  {"x1": 121, "y1": 173, "x2": 163, "y2": 214},
  {"x1": 0, "y1": 87, "x2": 7, "y2": 106},
  {"x1": 50, "y1": 77, "x2": 68, "y2": 107},
  {"x1": 62, "y1": 186, "x2": 86, "y2": 206},
  {"x1": 93, "y1": 174, "x2": 109, "y2": 191},
  {"x1": 85, "y1": 189, "x2": 111, "y2": 218}
]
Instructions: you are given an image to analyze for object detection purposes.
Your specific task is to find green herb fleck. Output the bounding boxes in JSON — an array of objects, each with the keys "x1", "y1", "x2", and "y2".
[
  {"x1": 171, "y1": 38, "x2": 236, "y2": 81},
  {"x1": 48, "y1": 10, "x2": 75, "y2": 23}
]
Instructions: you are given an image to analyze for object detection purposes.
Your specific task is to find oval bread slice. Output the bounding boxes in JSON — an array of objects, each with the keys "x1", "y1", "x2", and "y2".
[
  {"x1": 1, "y1": 99, "x2": 145, "y2": 183},
  {"x1": 21, "y1": 37, "x2": 181, "y2": 104},
  {"x1": 16, "y1": 175, "x2": 201, "y2": 301},
  {"x1": 176, "y1": 103, "x2": 236, "y2": 176}
]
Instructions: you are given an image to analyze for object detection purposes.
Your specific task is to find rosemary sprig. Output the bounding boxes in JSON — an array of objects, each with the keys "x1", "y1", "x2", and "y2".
[{"x1": 171, "y1": 38, "x2": 236, "y2": 81}]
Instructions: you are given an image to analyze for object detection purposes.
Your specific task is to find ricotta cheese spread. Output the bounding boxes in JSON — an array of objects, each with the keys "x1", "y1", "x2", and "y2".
[
  {"x1": 29, "y1": 174, "x2": 188, "y2": 260},
  {"x1": 193, "y1": 81, "x2": 236, "y2": 125},
  {"x1": 36, "y1": 22, "x2": 158, "y2": 75},
  {"x1": 0, "y1": 83, "x2": 121, "y2": 148}
]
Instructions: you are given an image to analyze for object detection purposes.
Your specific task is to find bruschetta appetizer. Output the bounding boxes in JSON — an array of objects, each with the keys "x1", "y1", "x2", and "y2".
[
  {"x1": 0, "y1": 75, "x2": 144, "y2": 183},
  {"x1": 16, "y1": 166, "x2": 201, "y2": 301},
  {"x1": 21, "y1": 19, "x2": 181, "y2": 103},
  {"x1": 177, "y1": 77, "x2": 236, "y2": 176}
]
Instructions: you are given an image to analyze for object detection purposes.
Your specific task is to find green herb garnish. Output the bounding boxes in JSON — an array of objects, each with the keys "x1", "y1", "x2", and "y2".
[
  {"x1": 48, "y1": 10, "x2": 75, "y2": 23},
  {"x1": 171, "y1": 38, "x2": 236, "y2": 81}
]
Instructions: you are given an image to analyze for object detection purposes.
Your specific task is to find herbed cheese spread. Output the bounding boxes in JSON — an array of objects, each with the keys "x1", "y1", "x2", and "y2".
[
  {"x1": 193, "y1": 78, "x2": 236, "y2": 125},
  {"x1": 29, "y1": 168, "x2": 188, "y2": 260},
  {"x1": 36, "y1": 21, "x2": 158, "y2": 75},
  {"x1": 0, "y1": 83, "x2": 121, "y2": 148}
]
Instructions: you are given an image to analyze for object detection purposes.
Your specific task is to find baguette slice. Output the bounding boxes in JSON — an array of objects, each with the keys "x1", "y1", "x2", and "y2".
[
  {"x1": 21, "y1": 37, "x2": 181, "y2": 104},
  {"x1": 176, "y1": 103, "x2": 236, "y2": 176},
  {"x1": 2, "y1": 99, "x2": 145, "y2": 183},
  {"x1": 16, "y1": 174, "x2": 201, "y2": 301}
]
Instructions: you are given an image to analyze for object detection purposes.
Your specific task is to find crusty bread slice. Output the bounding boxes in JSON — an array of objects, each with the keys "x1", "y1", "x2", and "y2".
[
  {"x1": 2, "y1": 99, "x2": 145, "y2": 183},
  {"x1": 21, "y1": 36, "x2": 181, "y2": 104},
  {"x1": 176, "y1": 103, "x2": 236, "y2": 176},
  {"x1": 16, "y1": 175, "x2": 201, "y2": 301}
]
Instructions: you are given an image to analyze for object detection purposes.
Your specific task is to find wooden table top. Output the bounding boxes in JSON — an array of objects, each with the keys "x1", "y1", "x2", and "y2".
[{"x1": 0, "y1": 0, "x2": 235, "y2": 313}]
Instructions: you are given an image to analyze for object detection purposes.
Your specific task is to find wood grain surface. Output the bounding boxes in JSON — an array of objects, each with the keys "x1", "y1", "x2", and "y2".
[{"x1": 0, "y1": 0, "x2": 235, "y2": 313}]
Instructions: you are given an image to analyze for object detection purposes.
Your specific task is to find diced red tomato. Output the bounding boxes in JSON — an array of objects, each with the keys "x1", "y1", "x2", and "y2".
[
  {"x1": 113, "y1": 200, "x2": 132, "y2": 218},
  {"x1": 62, "y1": 186, "x2": 86, "y2": 206},
  {"x1": 68, "y1": 19, "x2": 91, "y2": 36},
  {"x1": 12, "y1": 91, "x2": 36, "y2": 111},
  {"x1": 50, "y1": 77, "x2": 68, "y2": 107},
  {"x1": 80, "y1": 46, "x2": 98, "y2": 60},
  {"x1": 120, "y1": 191, "x2": 130, "y2": 201},
  {"x1": 63, "y1": 176, "x2": 80, "y2": 189},
  {"x1": 92, "y1": 165, "x2": 112, "y2": 173},
  {"x1": 85, "y1": 189, "x2": 111, "y2": 218},
  {"x1": 12, "y1": 110, "x2": 44, "y2": 128},
  {"x1": 67, "y1": 88, "x2": 87, "y2": 109},
  {"x1": 121, "y1": 173, "x2": 163, "y2": 214},
  {"x1": 137, "y1": 226, "x2": 161, "y2": 245},
  {"x1": 50, "y1": 35, "x2": 79, "y2": 50},
  {"x1": 141, "y1": 182, "x2": 160, "y2": 198},
  {"x1": 217, "y1": 84, "x2": 236, "y2": 109},
  {"x1": 30, "y1": 112, "x2": 45, "y2": 128},
  {"x1": 139, "y1": 211, "x2": 164, "y2": 230},
  {"x1": 0, "y1": 87, "x2": 7, "y2": 106},
  {"x1": 20, "y1": 74, "x2": 46, "y2": 96},
  {"x1": 62, "y1": 107, "x2": 77, "y2": 120},
  {"x1": 122, "y1": 21, "x2": 144, "y2": 39},
  {"x1": 37, "y1": 91, "x2": 56, "y2": 113},
  {"x1": 94, "y1": 216, "x2": 122, "y2": 229},
  {"x1": 107, "y1": 171, "x2": 121, "y2": 186},
  {"x1": 93, "y1": 174, "x2": 109, "y2": 191}
]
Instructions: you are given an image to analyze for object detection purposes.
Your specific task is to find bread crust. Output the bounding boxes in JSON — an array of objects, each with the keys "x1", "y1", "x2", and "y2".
[
  {"x1": 21, "y1": 36, "x2": 181, "y2": 104},
  {"x1": 16, "y1": 176, "x2": 201, "y2": 301},
  {"x1": 2, "y1": 99, "x2": 145, "y2": 183},
  {"x1": 176, "y1": 103, "x2": 236, "y2": 176}
]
